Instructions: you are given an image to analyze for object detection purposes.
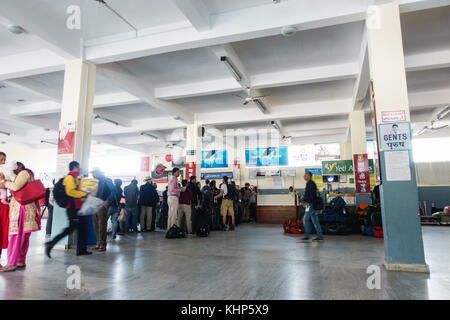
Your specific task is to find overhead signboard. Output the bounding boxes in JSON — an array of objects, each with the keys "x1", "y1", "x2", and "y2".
[
  {"x1": 201, "y1": 172, "x2": 233, "y2": 180},
  {"x1": 315, "y1": 143, "x2": 340, "y2": 161},
  {"x1": 378, "y1": 122, "x2": 411, "y2": 151},
  {"x1": 245, "y1": 147, "x2": 288, "y2": 167},
  {"x1": 201, "y1": 150, "x2": 228, "y2": 169},
  {"x1": 322, "y1": 159, "x2": 375, "y2": 175},
  {"x1": 288, "y1": 144, "x2": 317, "y2": 166}
]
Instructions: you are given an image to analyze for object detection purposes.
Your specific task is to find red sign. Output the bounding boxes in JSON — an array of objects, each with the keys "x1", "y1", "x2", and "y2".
[
  {"x1": 140, "y1": 156, "x2": 150, "y2": 172},
  {"x1": 353, "y1": 154, "x2": 371, "y2": 194},
  {"x1": 185, "y1": 162, "x2": 196, "y2": 180},
  {"x1": 381, "y1": 110, "x2": 406, "y2": 122}
]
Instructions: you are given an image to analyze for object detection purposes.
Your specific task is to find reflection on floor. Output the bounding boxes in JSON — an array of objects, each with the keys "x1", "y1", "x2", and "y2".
[{"x1": 0, "y1": 223, "x2": 449, "y2": 300}]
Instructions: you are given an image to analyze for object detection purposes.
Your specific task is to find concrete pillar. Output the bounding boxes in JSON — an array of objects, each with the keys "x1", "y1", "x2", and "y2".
[
  {"x1": 51, "y1": 59, "x2": 96, "y2": 248},
  {"x1": 185, "y1": 118, "x2": 202, "y2": 181},
  {"x1": 367, "y1": 3, "x2": 428, "y2": 272}
]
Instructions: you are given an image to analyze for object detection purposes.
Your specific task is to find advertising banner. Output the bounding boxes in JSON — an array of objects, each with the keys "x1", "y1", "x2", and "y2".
[
  {"x1": 378, "y1": 122, "x2": 411, "y2": 151},
  {"x1": 288, "y1": 144, "x2": 316, "y2": 166},
  {"x1": 185, "y1": 162, "x2": 196, "y2": 180},
  {"x1": 322, "y1": 159, "x2": 375, "y2": 175},
  {"x1": 353, "y1": 154, "x2": 371, "y2": 193},
  {"x1": 245, "y1": 147, "x2": 288, "y2": 167},
  {"x1": 201, "y1": 150, "x2": 228, "y2": 169},
  {"x1": 140, "y1": 156, "x2": 150, "y2": 172},
  {"x1": 56, "y1": 121, "x2": 76, "y2": 179},
  {"x1": 315, "y1": 143, "x2": 340, "y2": 161},
  {"x1": 151, "y1": 154, "x2": 171, "y2": 183},
  {"x1": 305, "y1": 168, "x2": 323, "y2": 190}
]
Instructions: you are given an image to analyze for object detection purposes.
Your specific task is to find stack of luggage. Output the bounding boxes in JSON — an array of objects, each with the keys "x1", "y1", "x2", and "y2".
[
  {"x1": 318, "y1": 196, "x2": 360, "y2": 235},
  {"x1": 357, "y1": 203, "x2": 383, "y2": 238}
]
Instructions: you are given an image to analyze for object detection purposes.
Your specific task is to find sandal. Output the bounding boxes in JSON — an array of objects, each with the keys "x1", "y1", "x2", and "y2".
[
  {"x1": 98, "y1": 247, "x2": 106, "y2": 252},
  {"x1": 0, "y1": 265, "x2": 17, "y2": 272},
  {"x1": 16, "y1": 264, "x2": 26, "y2": 269}
]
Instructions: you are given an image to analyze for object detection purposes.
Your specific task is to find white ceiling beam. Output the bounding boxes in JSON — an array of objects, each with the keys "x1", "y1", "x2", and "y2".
[
  {"x1": 409, "y1": 89, "x2": 450, "y2": 109},
  {"x1": 171, "y1": 0, "x2": 211, "y2": 32},
  {"x1": 92, "y1": 135, "x2": 149, "y2": 155},
  {"x1": 405, "y1": 49, "x2": 450, "y2": 72},
  {"x1": 290, "y1": 134, "x2": 347, "y2": 145},
  {"x1": 97, "y1": 63, "x2": 194, "y2": 123},
  {"x1": 5, "y1": 77, "x2": 62, "y2": 102},
  {"x1": 0, "y1": 50, "x2": 65, "y2": 81},
  {"x1": 94, "y1": 110, "x2": 132, "y2": 128},
  {"x1": 351, "y1": 27, "x2": 370, "y2": 111},
  {"x1": 283, "y1": 119, "x2": 349, "y2": 132}
]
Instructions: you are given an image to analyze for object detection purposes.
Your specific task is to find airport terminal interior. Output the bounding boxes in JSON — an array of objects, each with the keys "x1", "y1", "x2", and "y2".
[{"x1": 0, "y1": 0, "x2": 449, "y2": 300}]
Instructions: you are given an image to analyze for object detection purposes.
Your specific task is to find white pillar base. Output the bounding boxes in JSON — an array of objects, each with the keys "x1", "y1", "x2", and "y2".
[{"x1": 384, "y1": 259, "x2": 430, "y2": 273}]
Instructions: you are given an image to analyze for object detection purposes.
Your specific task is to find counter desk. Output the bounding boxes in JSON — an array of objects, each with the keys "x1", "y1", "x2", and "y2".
[{"x1": 256, "y1": 194, "x2": 298, "y2": 223}]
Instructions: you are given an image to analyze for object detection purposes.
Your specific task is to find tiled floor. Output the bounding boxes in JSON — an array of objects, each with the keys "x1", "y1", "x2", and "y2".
[{"x1": 0, "y1": 222, "x2": 449, "y2": 299}]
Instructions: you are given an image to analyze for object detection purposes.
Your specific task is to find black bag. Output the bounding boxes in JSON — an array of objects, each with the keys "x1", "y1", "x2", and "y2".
[
  {"x1": 156, "y1": 205, "x2": 168, "y2": 230},
  {"x1": 165, "y1": 224, "x2": 186, "y2": 239},
  {"x1": 313, "y1": 195, "x2": 324, "y2": 210},
  {"x1": 370, "y1": 211, "x2": 383, "y2": 227},
  {"x1": 53, "y1": 177, "x2": 69, "y2": 208},
  {"x1": 329, "y1": 196, "x2": 346, "y2": 209},
  {"x1": 196, "y1": 224, "x2": 210, "y2": 237},
  {"x1": 224, "y1": 183, "x2": 236, "y2": 200},
  {"x1": 209, "y1": 206, "x2": 223, "y2": 231}
]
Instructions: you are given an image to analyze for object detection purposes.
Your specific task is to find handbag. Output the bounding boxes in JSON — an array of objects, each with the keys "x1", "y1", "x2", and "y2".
[
  {"x1": 118, "y1": 207, "x2": 127, "y2": 222},
  {"x1": 12, "y1": 171, "x2": 46, "y2": 205}
]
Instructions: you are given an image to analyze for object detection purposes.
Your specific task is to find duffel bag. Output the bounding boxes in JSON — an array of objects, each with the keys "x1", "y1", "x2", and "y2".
[{"x1": 166, "y1": 224, "x2": 186, "y2": 239}]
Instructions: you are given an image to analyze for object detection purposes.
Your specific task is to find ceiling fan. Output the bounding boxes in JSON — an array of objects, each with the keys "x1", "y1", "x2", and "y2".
[
  {"x1": 415, "y1": 106, "x2": 450, "y2": 136},
  {"x1": 233, "y1": 87, "x2": 269, "y2": 105}
]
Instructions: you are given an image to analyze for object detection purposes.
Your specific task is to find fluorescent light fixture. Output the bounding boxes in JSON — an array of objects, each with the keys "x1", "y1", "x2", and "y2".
[
  {"x1": 173, "y1": 116, "x2": 181, "y2": 121},
  {"x1": 254, "y1": 99, "x2": 269, "y2": 114},
  {"x1": 95, "y1": 114, "x2": 119, "y2": 126},
  {"x1": 140, "y1": 132, "x2": 158, "y2": 140},
  {"x1": 41, "y1": 140, "x2": 57, "y2": 146},
  {"x1": 7, "y1": 25, "x2": 25, "y2": 34},
  {"x1": 270, "y1": 121, "x2": 280, "y2": 131},
  {"x1": 0, "y1": 131, "x2": 10, "y2": 136},
  {"x1": 220, "y1": 56, "x2": 242, "y2": 82}
]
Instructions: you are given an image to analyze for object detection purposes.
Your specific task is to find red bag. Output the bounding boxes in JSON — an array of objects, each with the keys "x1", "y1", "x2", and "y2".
[
  {"x1": 373, "y1": 226, "x2": 383, "y2": 238},
  {"x1": 11, "y1": 172, "x2": 46, "y2": 205}
]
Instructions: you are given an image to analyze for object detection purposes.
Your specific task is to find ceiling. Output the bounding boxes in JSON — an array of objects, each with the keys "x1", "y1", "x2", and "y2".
[{"x1": 0, "y1": 0, "x2": 449, "y2": 156}]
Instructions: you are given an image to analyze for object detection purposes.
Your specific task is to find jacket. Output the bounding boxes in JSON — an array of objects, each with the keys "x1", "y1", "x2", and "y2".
[
  {"x1": 109, "y1": 186, "x2": 123, "y2": 208},
  {"x1": 96, "y1": 176, "x2": 115, "y2": 202},
  {"x1": 304, "y1": 180, "x2": 317, "y2": 204},
  {"x1": 124, "y1": 184, "x2": 139, "y2": 208},
  {"x1": 63, "y1": 173, "x2": 86, "y2": 209},
  {"x1": 139, "y1": 182, "x2": 159, "y2": 207}
]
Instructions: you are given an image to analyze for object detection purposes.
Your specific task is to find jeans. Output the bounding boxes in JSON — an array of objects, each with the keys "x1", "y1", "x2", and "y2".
[
  {"x1": 108, "y1": 206, "x2": 120, "y2": 237},
  {"x1": 126, "y1": 206, "x2": 139, "y2": 232},
  {"x1": 45, "y1": 204, "x2": 54, "y2": 235},
  {"x1": 303, "y1": 205, "x2": 323, "y2": 239}
]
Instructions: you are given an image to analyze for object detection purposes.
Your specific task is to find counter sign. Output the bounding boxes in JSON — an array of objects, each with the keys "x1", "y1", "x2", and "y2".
[{"x1": 378, "y1": 122, "x2": 411, "y2": 151}]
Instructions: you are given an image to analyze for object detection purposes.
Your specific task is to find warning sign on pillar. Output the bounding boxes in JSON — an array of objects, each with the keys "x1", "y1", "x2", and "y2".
[
  {"x1": 186, "y1": 161, "x2": 196, "y2": 180},
  {"x1": 353, "y1": 154, "x2": 371, "y2": 194},
  {"x1": 56, "y1": 122, "x2": 76, "y2": 179}
]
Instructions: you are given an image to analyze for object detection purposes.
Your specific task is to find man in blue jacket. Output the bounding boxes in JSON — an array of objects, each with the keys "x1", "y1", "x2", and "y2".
[
  {"x1": 301, "y1": 171, "x2": 324, "y2": 243},
  {"x1": 92, "y1": 168, "x2": 116, "y2": 251},
  {"x1": 138, "y1": 177, "x2": 159, "y2": 232}
]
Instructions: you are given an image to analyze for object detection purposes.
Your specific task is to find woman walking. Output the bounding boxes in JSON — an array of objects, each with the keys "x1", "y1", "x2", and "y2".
[
  {"x1": 0, "y1": 152, "x2": 9, "y2": 267},
  {"x1": 0, "y1": 162, "x2": 41, "y2": 272}
]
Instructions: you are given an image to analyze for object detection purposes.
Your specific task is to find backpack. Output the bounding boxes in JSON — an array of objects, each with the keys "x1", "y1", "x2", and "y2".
[
  {"x1": 53, "y1": 177, "x2": 69, "y2": 208},
  {"x1": 196, "y1": 224, "x2": 210, "y2": 237},
  {"x1": 241, "y1": 188, "x2": 251, "y2": 202},
  {"x1": 165, "y1": 224, "x2": 186, "y2": 239},
  {"x1": 224, "y1": 183, "x2": 236, "y2": 200}
]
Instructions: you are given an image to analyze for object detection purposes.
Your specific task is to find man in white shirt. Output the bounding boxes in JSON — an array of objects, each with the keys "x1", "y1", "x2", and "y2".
[{"x1": 214, "y1": 176, "x2": 235, "y2": 231}]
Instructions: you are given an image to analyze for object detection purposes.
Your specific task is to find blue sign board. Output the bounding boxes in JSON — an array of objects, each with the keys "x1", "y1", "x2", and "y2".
[
  {"x1": 201, "y1": 150, "x2": 228, "y2": 169},
  {"x1": 245, "y1": 147, "x2": 289, "y2": 167},
  {"x1": 201, "y1": 172, "x2": 233, "y2": 180},
  {"x1": 305, "y1": 168, "x2": 322, "y2": 176}
]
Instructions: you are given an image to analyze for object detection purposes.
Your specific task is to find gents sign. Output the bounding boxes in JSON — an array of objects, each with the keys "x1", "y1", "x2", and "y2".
[
  {"x1": 322, "y1": 160, "x2": 374, "y2": 175},
  {"x1": 378, "y1": 122, "x2": 411, "y2": 151}
]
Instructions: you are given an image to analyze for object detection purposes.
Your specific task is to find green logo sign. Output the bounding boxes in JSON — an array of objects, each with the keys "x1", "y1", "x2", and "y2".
[{"x1": 322, "y1": 160, "x2": 374, "y2": 175}]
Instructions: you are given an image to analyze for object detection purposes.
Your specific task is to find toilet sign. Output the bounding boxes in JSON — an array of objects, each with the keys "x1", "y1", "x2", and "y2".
[{"x1": 378, "y1": 122, "x2": 411, "y2": 151}]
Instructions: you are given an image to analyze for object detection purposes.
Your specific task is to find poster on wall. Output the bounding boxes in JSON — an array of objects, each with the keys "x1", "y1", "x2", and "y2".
[
  {"x1": 353, "y1": 154, "x2": 371, "y2": 193},
  {"x1": 140, "y1": 156, "x2": 150, "y2": 172},
  {"x1": 378, "y1": 122, "x2": 411, "y2": 151},
  {"x1": 56, "y1": 121, "x2": 76, "y2": 179},
  {"x1": 201, "y1": 150, "x2": 228, "y2": 169},
  {"x1": 305, "y1": 168, "x2": 323, "y2": 190},
  {"x1": 201, "y1": 172, "x2": 233, "y2": 180},
  {"x1": 315, "y1": 143, "x2": 340, "y2": 161},
  {"x1": 385, "y1": 150, "x2": 411, "y2": 181},
  {"x1": 245, "y1": 147, "x2": 288, "y2": 167},
  {"x1": 288, "y1": 144, "x2": 317, "y2": 166},
  {"x1": 151, "y1": 154, "x2": 172, "y2": 183},
  {"x1": 185, "y1": 162, "x2": 196, "y2": 180}
]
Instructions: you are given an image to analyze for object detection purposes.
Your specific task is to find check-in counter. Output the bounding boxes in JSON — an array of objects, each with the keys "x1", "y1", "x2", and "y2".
[{"x1": 256, "y1": 194, "x2": 297, "y2": 223}]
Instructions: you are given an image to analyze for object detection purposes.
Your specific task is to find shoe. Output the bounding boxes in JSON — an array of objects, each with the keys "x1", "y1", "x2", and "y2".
[
  {"x1": 229, "y1": 224, "x2": 235, "y2": 231},
  {"x1": 76, "y1": 251, "x2": 92, "y2": 256},
  {"x1": 45, "y1": 243, "x2": 52, "y2": 259},
  {"x1": 16, "y1": 264, "x2": 26, "y2": 270},
  {"x1": 312, "y1": 238, "x2": 324, "y2": 242},
  {"x1": 301, "y1": 237, "x2": 310, "y2": 243},
  {"x1": 111, "y1": 236, "x2": 116, "y2": 240},
  {"x1": 98, "y1": 247, "x2": 106, "y2": 252}
]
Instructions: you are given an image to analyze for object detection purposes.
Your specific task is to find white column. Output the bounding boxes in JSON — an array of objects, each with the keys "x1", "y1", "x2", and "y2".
[
  {"x1": 185, "y1": 118, "x2": 202, "y2": 180},
  {"x1": 350, "y1": 110, "x2": 367, "y2": 155}
]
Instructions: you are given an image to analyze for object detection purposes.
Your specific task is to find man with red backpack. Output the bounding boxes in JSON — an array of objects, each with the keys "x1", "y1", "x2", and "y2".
[{"x1": 45, "y1": 161, "x2": 90, "y2": 258}]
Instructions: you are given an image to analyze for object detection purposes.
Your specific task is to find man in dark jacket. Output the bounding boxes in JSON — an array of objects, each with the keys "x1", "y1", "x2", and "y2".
[
  {"x1": 108, "y1": 179, "x2": 123, "y2": 239},
  {"x1": 188, "y1": 176, "x2": 202, "y2": 232},
  {"x1": 124, "y1": 179, "x2": 139, "y2": 233},
  {"x1": 139, "y1": 177, "x2": 159, "y2": 232},
  {"x1": 301, "y1": 172, "x2": 323, "y2": 243}
]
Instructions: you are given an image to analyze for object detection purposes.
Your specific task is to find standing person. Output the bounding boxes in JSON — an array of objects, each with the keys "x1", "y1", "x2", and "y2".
[
  {"x1": 108, "y1": 179, "x2": 123, "y2": 239},
  {"x1": 201, "y1": 179, "x2": 210, "y2": 193},
  {"x1": 196, "y1": 182, "x2": 203, "y2": 204},
  {"x1": 0, "y1": 162, "x2": 41, "y2": 272},
  {"x1": 188, "y1": 176, "x2": 201, "y2": 232},
  {"x1": 124, "y1": 179, "x2": 139, "y2": 233},
  {"x1": 301, "y1": 172, "x2": 324, "y2": 243},
  {"x1": 249, "y1": 186, "x2": 257, "y2": 222},
  {"x1": 178, "y1": 179, "x2": 194, "y2": 234},
  {"x1": 91, "y1": 168, "x2": 115, "y2": 251},
  {"x1": 150, "y1": 182, "x2": 159, "y2": 231},
  {"x1": 0, "y1": 152, "x2": 9, "y2": 266},
  {"x1": 138, "y1": 177, "x2": 159, "y2": 232},
  {"x1": 44, "y1": 179, "x2": 55, "y2": 238},
  {"x1": 45, "y1": 161, "x2": 90, "y2": 259},
  {"x1": 240, "y1": 183, "x2": 252, "y2": 223},
  {"x1": 214, "y1": 176, "x2": 235, "y2": 231},
  {"x1": 167, "y1": 168, "x2": 181, "y2": 228}
]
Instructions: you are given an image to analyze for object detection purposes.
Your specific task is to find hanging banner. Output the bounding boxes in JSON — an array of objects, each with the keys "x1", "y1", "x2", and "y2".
[
  {"x1": 288, "y1": 144, "x2": 316, "y2": 166},
  {"x1": 353, "y1": 154, "x2": 371, "y2": 193},
  {"x1": 201, "y1": 150, "x2": 228, "y2": 169},
  {"x1": 185, "y1": 162, "x2": 196, "y2": 180},
  {"x1": 140, "y1": 156, "x2": 150, "y2": 172},
  {"x1": 245, "y1": 147, "x2": 288, "y2": 167},
  {"x1": 201, "y1": 172, "x2": 233, "y2": 180},
  {"x1": 378, "y1": 122, "x2": 412, "y2": 151},
  {"x1": 56, "y1": 121, "x2": 76, "y2": 179},
  {"x1": 315, "y1": 143, "x2": 340, "y2": 161}
]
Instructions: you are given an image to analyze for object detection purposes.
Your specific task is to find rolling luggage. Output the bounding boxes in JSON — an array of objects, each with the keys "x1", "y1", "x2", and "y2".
[{"x1": 195, "y1": 207, "x2": 210, "y2": 237}]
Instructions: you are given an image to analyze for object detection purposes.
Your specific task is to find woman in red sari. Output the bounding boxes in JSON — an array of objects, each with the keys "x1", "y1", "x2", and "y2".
[
  {"x1": 0, "y1": 162, "x2": 41, "y2": 272},
  {"x1": 0, "y1": 152, "x2": 9, "y2": 267}
]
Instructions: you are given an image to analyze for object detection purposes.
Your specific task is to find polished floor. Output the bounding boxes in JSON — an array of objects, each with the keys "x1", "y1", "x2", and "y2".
[{"x1": 0, "y1": 222, "x2": 449, "y2": 300}]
